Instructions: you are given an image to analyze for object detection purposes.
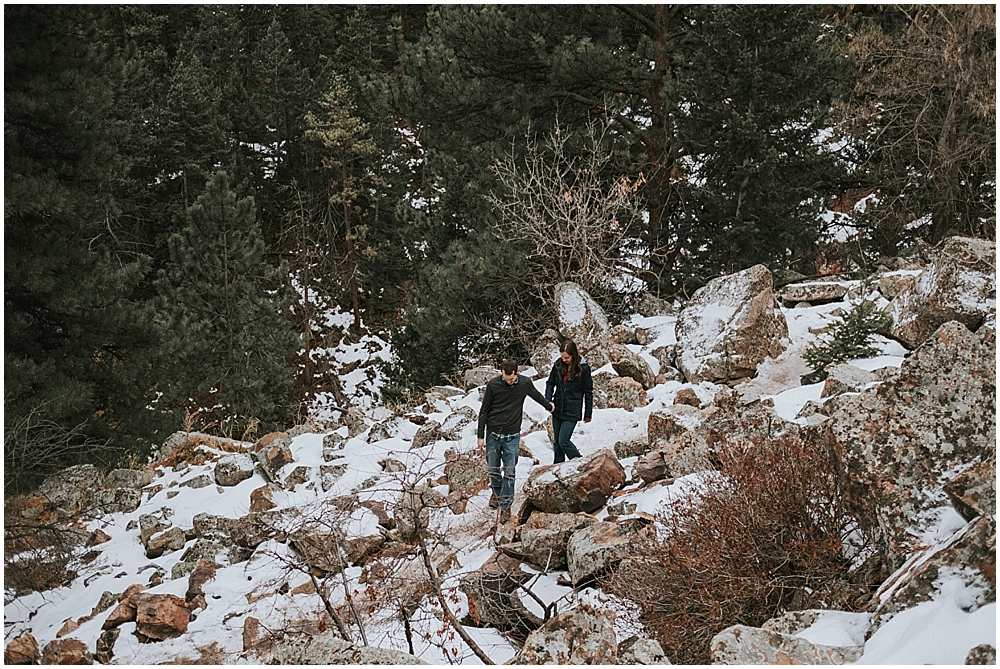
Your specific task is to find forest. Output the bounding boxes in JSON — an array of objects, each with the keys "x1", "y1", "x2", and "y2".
[{"x1": 5, "y1": 5, "x2": 995, "y2": 492}]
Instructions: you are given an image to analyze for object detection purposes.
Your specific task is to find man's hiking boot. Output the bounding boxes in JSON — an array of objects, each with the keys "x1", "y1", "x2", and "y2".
[
  {"x1": 488, "y1": 494, "x2": 500, "y2": 509},
  {"x1": 498, "y1": 508, "x2": 511, "y2": 524}
]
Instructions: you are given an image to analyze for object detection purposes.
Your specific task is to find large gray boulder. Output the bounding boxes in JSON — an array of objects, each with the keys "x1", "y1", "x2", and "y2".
[
  {"x1": 675, "y1": 264, "x2": 788, "y2": 384},
  {"x1": 593, "y1": 372, "x2": 647, "y2": 411},
  {"x1": 519, "y1": 512, "x2": 597, "y2": 571},
  {"x1": 778, "y1": 281, "x2": 849, "y2": 306},
  {"x1": 608, "y1": 344, "x2": 656, "y2": 390},
  {"x1": 566, "y1": 521, "x2": 641, "y2": 585},
  {"x1": 888, "y1": 236, "x2": 996, "y2": 349},
  {"x1": 251, "y1": 432, "x2": 294, "y2": 483},
  {"x1": 555, "y1": 281, "x2": 611, "y2": 349},
  {"x1": 710, "y1": 623, "x2": 863, "y2": 664},
  {"x1": 464, "y1": 366, "x2": 498, "y2": 390},
  {"x1": 530, "y1": 329, "x2": 563, "y2": 377},
  {"x1": 272, "y1": 633, "x2": 426, "y2": 665},
  {"x1": 512, "y1": 603, "x2": 618, "y2": 665},
  {"x1": 36, "y1": 464, "x2": 106, "y2": 516},
  {"x1": 522, "y1": 450, "x2": 626, "y2": 514},
  {"x1": 214, "y1": 454, "x2": 256, "y2": 487}
]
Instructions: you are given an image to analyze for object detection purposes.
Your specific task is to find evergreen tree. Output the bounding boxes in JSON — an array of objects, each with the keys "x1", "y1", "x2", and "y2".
[{"x1": 156, "y1": 171, "x2": 298, "y2": 433}]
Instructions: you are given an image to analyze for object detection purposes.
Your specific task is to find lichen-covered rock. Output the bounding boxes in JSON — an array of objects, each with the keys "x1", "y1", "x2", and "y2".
[
  {"x1": 214, "y1": 453, "x2": 255, "y2": 487},
  {"x1": 820, "y1": 363, "x2": 877, "y2": 398},
  {"x1": 410, "y1": 420, "x2": 443, "y2": 450},
  {"x1": 555, "y1": 281, "x2": 611, "y2": 349},
  {"x1": 464, "y1": 366, "x2": 499, "y2": 390},
  {"x1": 441, "y1": 406, "x2": 478, "y2": 438},
  {"x1": 566, "y1": 521, "x2": 640, "y2": 585},
  {"x1": 134, "y1": 593, "x2": 190, "y2": 640},
  {"x1": 593, "y1": 373, "x2": 647, "y2": 411},
  {"x1": 394, "y1": 484, "x2": 444, "y2": 542},
  {"x1": 459, "y1": 552, "x2": 544, "y2": 635},
  {"x1": 513, "y1": 603, "x2": 618, "y2": 665},
  {"x1": 824, "y1": 321, "x2": 995, "y2": 565},
  {"x1": 608, "y1": 344, "x2": 656, "y2": 390},
  {"x1": 270, "y1": 633, "x2": 427, "y2": 665},
  {"x1": 636, "y1": 292, "x2": 674, "y2": 317},
  {"x1": 37, "y1": 464, "x2": 106, "y2": 517},
  {"x1": 778, "y1": 281, "x2": 849, "y2": 306},
  {"x1": 104, "y1": 469, "x2": 154, "y2": 490},
  {"x1": 5, "y1": 632, "x2": 40, "y2": 665},
  {"x1": 40, "y1": 638, "x2": 93, "y2": 665},
  {"x1": 617, "y1": 636, "x2": 670, "y2": 664},
  {"x1": 966, "y1": 644, "x2": 997, "y2": 665},
  {"x1": 520, "y1": 512, "x2": 597, "y2": 571},
  {"x1": 322, "y1": 432, "x2": 346, "y2": 456},
  {"x1": 444, "y1": 450, "x2": 488, "y2": 509},
  {"x1": 878, "y1": 270, "x2": 920, "y2": 300},
  {"x1": 675, "y1": 264, "x2": 788, "y2": 384},
  {"x1": 90, "y1": 487, "x2": 142, "y2": 514},
  {"x1": 889, "y1": 236, "x2": 996, "y2": 349},
  {"x1": 251, "y1": 432, "x2": 294, "y2": 483},
  {"x1": 531, "y1": 329, "x2": 563, "y2": 377},
  {"x1": 523, "y1": 450, "x2": 626, "y2": 514},
  {"x1": 710, "y1": 624, "x2": 863, "y2": 665},
  {"x1": 944, "y1": 459, "x2": 996, "y2": 522},
  {"x1": 145, "y1": 526, "x2": 186, "y2": 559}
]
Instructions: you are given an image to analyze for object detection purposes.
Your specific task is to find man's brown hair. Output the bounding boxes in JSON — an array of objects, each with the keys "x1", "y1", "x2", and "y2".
[{"x1": 500, "y1": 358, "x2": 518, "y2": 375}]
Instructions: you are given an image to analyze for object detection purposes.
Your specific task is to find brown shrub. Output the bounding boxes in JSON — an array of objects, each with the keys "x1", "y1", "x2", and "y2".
[
  {"x1": 4, "y1": 496, "x2": 82, "y2": 596},
  {"x1": 607, "y1": 434, "x2": 883, "y2": 664}
]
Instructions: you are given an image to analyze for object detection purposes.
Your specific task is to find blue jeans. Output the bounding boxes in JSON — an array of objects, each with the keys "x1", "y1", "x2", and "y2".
[
  {"x1": 552, "y1": 416, "x2": 582, "y2": 464},
  {"x1": 485, "y1": 432, "x2": 519, "y2": 510}
]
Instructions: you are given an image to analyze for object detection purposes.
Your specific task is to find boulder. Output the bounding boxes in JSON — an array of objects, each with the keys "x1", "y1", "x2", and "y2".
[
  {"x1": 214, "y1": 453, "x2": 255, "y2": 487},
  {"x1": 824, "y1": 321, "x2": 995, "y2": 565},
  {"x1": 133, "y1": 593, "x2": 191, "y2": 640},
  {"x1": 104, "y1": 469, "x2": 154, "y2": 490},
  {"x1": 555, "y1": 281, "x2": 611, "y2": 349},
  {"x1": 441, "y1": 406, "x2": 478, "y2": 438},
  {"x1": 523, "y1": 450, "x2": 626, "y2": 514},
  {"x1": 966, "y1": 645, "x2": 997, "y2": 665},
  {"x1": 94, "y1": 630, "x2": 118, "y2": 665},
  {"x1": 566, "y1": 521, "x2": 638, "y2": 585},
  {"x1": 410, "y1": 420, "x2": 443, "y2": 450},
  {"x1": 460, "y1": 552, "x2": 544, "y2": 636},
  {"x1": 322, "y1": 432, "x2": 346, "y2": 456},
  {"x1": 593, "y1": 373, "x2": 647, "y2": 411},
  {"x1": 943, "y1": 459, "x2": 996, "y2": 522},
  {"x1": 778, "y1": 281, "x2": 849, "y2": 306},
  {"x1": 5, "y1": 632, "x2": 40, "y2": 665},
  {"x1": 710, "y1": 624, "x2": 863, "y2": 664},
  {"x1": 90, "y1": 487, "x2": 142, "y2": 514},
  {"x1": 513, "y1": 603, "x2": 618, "y2": 665},
  {"x1": 613, "y1": 437, "x2": 650, "y2": 459},
  {"x1": 633, "y1": 449, "x2": 670, "y2": 485},
  {"x1": 249, "y1": 484, "x2": 278, "y2": 512},
  {"x1": 878, "y1": 271, "x2": 919, "y2": 300},
  {"x1": 820, "y1": 363, "x2": 877, "y2": 398},
  {"x1": 367, "y1": 418, "x2": 398, "y2": 443},
  {"x1": 36, "y1": 464, "x2": 106, "y2": 517},
  {"x1": 675, "y1": 264, "x2": 788, "y2": 384},
  {"x1": 342, "y1": 407, "x2": 368, "y2": 438},
  {"x1": 444, "y1": 450, "x2": 489, "y2": 512},
  {"x1": 531, "y1": 329, "x2": 563, "y2": 377},
  {"x1": 271, "y1": 633, "x2": 427, "y2": 665},
  {"x1": 520, "y1": 513, "x2": 597, "y2": 571},
  {"x1": 180, "y1": 473, "x2": 213, "y2": 489},
  {"x1": 464, "y1": 366, "x2": 498, "y2": 390},
  {"x1": 251, "y1": 432, "x2": 294, "y2": 483},
  {"x1": 139, "y1": 513, "x2": 170, "y2": 544},
  {"x1": 673, "y1": 388, "x2": 701, "y2": 407},
  {"x1": 40, "y1": 639, "x2": 93, "y2": 665},
  {"x1": 889, "y1": 236, "x2": 996, "y2": 348},
  {"x1": 608, "y1": 345, "x2": 656, "y2": 390},
  {"x1": 145, "y1": 526, "x2": 186, "y2": 559},
  {"x1": 616, "y1": 636, "x2": 669, "y2": 664},
  {"x1": 185, "y1": 560, "x2": 219, "y2": 611},
  {"x1": 635, "y1": 292, "x2": 674, "y2": 317}
]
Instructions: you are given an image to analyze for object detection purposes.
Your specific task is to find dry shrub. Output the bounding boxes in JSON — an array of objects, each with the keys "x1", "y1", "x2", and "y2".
[
  {"x1": 607, "y1": 434, "x2": 882, "y2": 664},
  {"x1": 4, "y1": 496, "x2": 82, "y2": 598}
]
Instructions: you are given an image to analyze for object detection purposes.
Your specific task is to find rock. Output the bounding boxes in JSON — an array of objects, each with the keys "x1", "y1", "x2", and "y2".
[
  {"x1": 289, "y1": 528, "x2": 348, "y2": 574},
  {"x1": 252, "y1": 432, "x2": 294, "y2": 483},
  {"x1": 249, "y1": 483, "x2": 279, "y2": 512},
  {"x1": 634, "y1": 449, "x2": 671, "y2": 485},
  {"x1": 523, "y1": 450, "x2": 626, "y2": 514},
  {"x1": 710, "y1": 624, "x2": 863, "y2": 664},
  {"x1": 5, "y1": 632, "x2": 40, "y2": 665},
  {"x1": 40, "y1": 638, "x2": 93, "y2": 665},
  {"x1": 214, "y1": 454, "x2": 255, "y2": 487},
  {"x1": 566, "y1": 521, "x2": 638, "y2": 585},
  {"x1": 342, "y1": 407, "x2": 368, "y2": 438},
  {"x1": 889, "y1": 236, "x2": 996, "y2": 348},
  {"x1": 617, "y1": 636, "x2": 669, "y2": 664},
  {"x1": 464, "y1": 366, "x2": 499, "y2": 390},
  {"x1": 878, "y1": 271, "x2": 919, "y2": 300},
  {"x1": 104, "y1": 469, "x2": 154, "y2": 490},
  {"x1": 270, "y1": 632, "x2": 427, "y2": 664},
  {"x1": 283, "y1": 465, "x2": 312, "y2": 491},
  {"x1": 322, "y1": 432, "x2": 346, "y2": 456},
  {"x1": 673, "y1": 388, "x2": 701, "y2": 407},
  {"x1": 870, "y1": 514, "x2": 995, "y2": 633},
  {"x1": 459, "y1": 552, "x2": 544, "y2": 635},
  {"x1": 444, "y1": 450, "x2": 488, "y2": 512},
  {"x1": 243, "y1": 616, "x2": 261, "y2": 652},
  {"x1": 613, "y1": 437, "x2": 649, "y2": 459},
  {"x1": 180, "y1": 473, "x2": 213, "y2": 489},
  {"x1": 394, "y1": 485, "x2": 444, "y2": 542},
  {"x1": 520, "y1": 512, "x2": 596, "y2": 571},
  {"x1": 608, "y1": 324, "x2": 640, "y2": 346},
  {"x1": 531, "y1": 329, "x2": 563, "y2": 377},
  {"x1": 513, "y1": 603, "x2": 618, "y2": 665},
  {"x1": 378, "y1": 458, "x2": 406, "y2": 473},
  {"x1": 145, "y1": 526, "x2": 186, "y2": 559},
  {"x1": 410, "y1": 420, "x2": 443, "y2": 450},
  {"x1": 134, "y1": 593, "x2": 191, "y2": 640},
  {"x1": 320, "y1": 464, "x2": 348, "y2": 491},
  {"x1": 429, "y1": 385, "x2": 464, "y2": 398},
  {"x1": 824, "y1": 321, "x2": 995, "y2": 565},
  {"x1": 367, "y1": 418, "x2": 398, "y2": 443},
  {"x1": 636, "y1": 292, "x2": 674, "y2": 317},
  {"x1": 94, "y1": 629, "x2": 118, "y2": 665},
  {"x1": 139, "y1": 513, "x2": 170, "y2": 544},
  {"x1": 440, "y1": 406, "x2": 478, "y2": 438},
  {"x1": 185, "y1": 560, "x2": 219, "y2": 610},
  {"x1": 608, "y1": 345, "x2": 656, "y2": 390},
  {"x1": 593, "y1": 373, "x2": 647, "y2": 411},
  {"x1": 555, "y1": 281, "x2": 611, "y2": 349},
  {"x1": 85, "y1": 528, "x2": 112, "y2": 547},
  {"x1": 90, "y1": 487, "x2": 142, "y2": 514},
  {"x1": 102, "y1": 584, "x2": 146, "y2": 629},
  {"x1": 778, "y1": 281, "x2": 849, "y2": 306},
  {"x1": 944, "y1": 460, "x2": 996, "y2": 522},
  {"x1": 966, "y1": 645, "x2": 997, "y2": 665},
  {"x1": 642, "y1": 428, "x2": 714, "y2": 480},
  {"x1": 820, "y1": 363, "x2": 877, "y2": 398},
  {"x1": 675, "y1": 264, "x2": 788, "y2": 384},
  {"x1": 36, "y1": 464, "x2": 106, "y2": 517}
]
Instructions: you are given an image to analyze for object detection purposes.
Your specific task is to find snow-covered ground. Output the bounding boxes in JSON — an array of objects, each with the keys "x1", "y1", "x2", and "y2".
[{"x1": 4, "y1": 278, "x2": 994, "y2": 664}]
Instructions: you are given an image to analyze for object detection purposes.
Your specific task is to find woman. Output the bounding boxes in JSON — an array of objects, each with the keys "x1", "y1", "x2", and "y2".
[{"x1": 544, "y1": 340, "x2": 594, "y2": 464}]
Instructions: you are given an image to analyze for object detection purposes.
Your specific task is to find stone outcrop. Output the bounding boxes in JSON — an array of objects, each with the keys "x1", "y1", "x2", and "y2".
[
  {"x1": 5, "y1": 632, "x2": 40, "y2": 665},
  {"x1": 410, "y1": 420, "x2": 443, "y2": 450},
  {"x1": 145, "y1": 526, "x2": 186, "y2": 559},
  {"x1": 566, "y1": 521, "x2": 643, "y2": 585},
  {"x1": 531, "y1": 329, "x2": 563, "y2": 376},
  {"x1": 555, "y1": 281, "x2": 611, "y2": 349},
  {"x1": 464, "y1": 366, "x2": 498, "y2": 390},
  {"x1": 820, "y1": 363, "x2": 877, "y2": 398},
  {"x1": 134, "y1": 593, "x2": 190, "y2": 640},
  {"x1": 943, "y1": 459, "x2": 996, "y2": 522},
  {"x1": 710, "y1": 623, "x2": 863, "y2": 665},
  {"x1": 519, "y1": 512, "x2": 597, "y2": 571},
  {"x1": 41, "y1": 638, "x2": 93, "y2": 665},
  {"x1": 616, "y1": 636, "x2": 669, "y2": 664},
  {"x1": 251, "y1": 432, "x2": 294, "y2": 483},
  {"x1": 270, "y1": 633, "x2": 427, "y2": 665},
  {"x1": 394, "y1": 484, "x2": 444, "y2": 542},
  {"x1": 444, "y1": 450, "x2": 488, "y2": 513},
  {"x1": 460, "y1": 552, "x2": 544, "y2": 636},
  {"x1": 823, "y1": 321, "x2": 995, "y2": 565},
  {"x1": 778, "y1": 281, "x2": 849, "y2": 306},
  {"x1": 522, "y1": 450, "x2": 626, "y2": 514},
  {"x1": 214, "y1": 454, "x2": 255, "y2": 487},
  {"x1": 593, "y1": 373, "x2": 647, "y2": 411},
  {"x1": 513, "y1": 604, "x2": 618, "y2": 665},
  {"x1": 608, "y1": 344, "x2": 656, "y2": 390},
  {"x1": 675, "y1": 264, "x2": 788, "y2": 384},
  {"x1": 889, "y1": 236, "x2": 996, "y2": 348},
  {"x1": 36, "y1": 464, "x2": 106, "y2": 517}
]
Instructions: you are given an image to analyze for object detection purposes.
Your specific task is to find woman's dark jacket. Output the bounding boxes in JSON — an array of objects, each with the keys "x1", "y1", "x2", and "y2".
[{"x1": 544, "y1": 357, "x2": 594, "y2": 422}]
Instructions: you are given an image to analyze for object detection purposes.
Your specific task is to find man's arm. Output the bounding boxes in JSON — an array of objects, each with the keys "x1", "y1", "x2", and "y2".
[
  {"x1": 477, "y1": 382, "x2": 493, "y2": 448},
  {"x1": 583, "y1": 364, "x2": 594, "y2": 421},
  {"x1": 527, "y1": 377, "x2": 554, "y2": 412}
]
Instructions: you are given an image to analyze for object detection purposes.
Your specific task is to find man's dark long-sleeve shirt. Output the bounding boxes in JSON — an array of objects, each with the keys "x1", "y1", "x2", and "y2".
[{"x1": 477, "y1": 374, "x2": 550, "y2": 438}]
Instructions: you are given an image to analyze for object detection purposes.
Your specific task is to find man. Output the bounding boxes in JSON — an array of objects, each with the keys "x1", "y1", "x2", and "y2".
[{"x1": 477, "y1": 359, "x2": 553, "y2": 523}]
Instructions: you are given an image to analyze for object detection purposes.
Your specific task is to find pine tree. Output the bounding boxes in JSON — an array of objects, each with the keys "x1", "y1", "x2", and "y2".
[{"x1": 156, "y1": 171, "x2": 298, "y2": 433}]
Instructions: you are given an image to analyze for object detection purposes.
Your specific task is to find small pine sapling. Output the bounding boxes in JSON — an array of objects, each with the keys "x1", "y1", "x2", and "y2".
[{"x1": 801, "y1": 295, "x2": 892, "y2": 385}]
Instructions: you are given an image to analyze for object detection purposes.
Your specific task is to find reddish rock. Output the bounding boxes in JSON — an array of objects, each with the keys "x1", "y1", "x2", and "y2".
[
  {"x1": 520, "y1": 512, "x2": 597, "y2": 570},
  {"x1": 252, "y1": 432, "x2": 294, "y2": 483},
  {"x1": 459, "y1": 552, "x2": 543, "y2": 635},
  {"x1": 55, "y1": 618, "x2": 79, "y2": 638},
  {"x1": 5, "y1": 632, "x2": 40, "y2": 665},
  {"x1": 249, "y1": 484, "x2": 278, "y2": 512},
  {"x1": 186, "y1": 560, "x2": 219, "y2": 610},
  {"x1": 673, "y1": 388, "x2": 701, "y2": 407},
  {"x1": 94, "y1": 629, "x2": 119, "y2": 665},
  {"x1": 593, "y1": 373, "x2": 647, "y2": 411},
  {"x1": 145, "y1": 526, "x2": 186, "y2": 559},
  {"x1": 943, "y1": 459, "x2": 996, "y2": 522},
  {"x1": 566, "y1": 521, "x2": 643, "y2": 585},
  {"x1": 41, "y1": 638, "x2": 92, "y2": 665},
  {"x1": 608, "y1": 344, "x2": 656, "y2": 390},
  {"x1": 134, "y1": 593, "x2": 191, "y2": 640},
  {"x1": 523, "y1": 449, "x2": 626, "y2": 514},
  {"x1": 102, "y1": 584, "x2": 147, "y2": 630},
  {"x1": 243, "y1": 616, "x2": 261, "y2": 651},
  {"x1": 85, "y1": 529, "x2": 112, "y2": 547}
]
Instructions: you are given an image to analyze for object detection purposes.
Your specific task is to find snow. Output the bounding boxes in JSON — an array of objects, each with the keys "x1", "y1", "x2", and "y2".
[{"x1": 6, "y1": 271, "x2": 993, "y2": 665}]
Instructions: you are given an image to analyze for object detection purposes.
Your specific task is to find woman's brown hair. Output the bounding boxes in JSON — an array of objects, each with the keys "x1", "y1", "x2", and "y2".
[{"x1": 559, "y1": 340, "x2": 582, "y2": 380}]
